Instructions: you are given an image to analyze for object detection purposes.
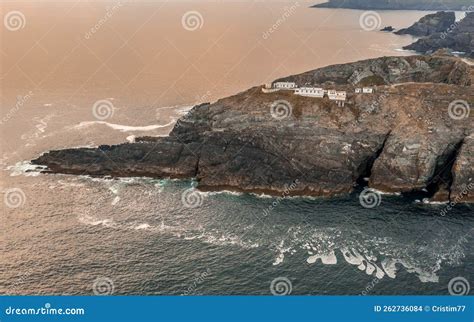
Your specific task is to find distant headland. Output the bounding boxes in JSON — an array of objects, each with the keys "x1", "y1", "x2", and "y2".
[{"x1": 312, "y1": 0, "x2": 472, "y2": 11}]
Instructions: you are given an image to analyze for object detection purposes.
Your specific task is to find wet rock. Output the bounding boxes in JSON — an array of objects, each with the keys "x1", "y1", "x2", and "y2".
[{"x1": 31, "y1": 54, "x2": 473, "y2": 202}]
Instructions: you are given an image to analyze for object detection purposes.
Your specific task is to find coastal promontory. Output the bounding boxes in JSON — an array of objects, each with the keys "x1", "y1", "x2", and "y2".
[
  {"x1": 403, "y1": 12, "x2": 474, "y2": 57},
  {"x1": 32, "y1": 54, "x2": 473, "y2": 203},
  {"x1": 394, "y1": 11, "x2": 455, "y2": 37}
]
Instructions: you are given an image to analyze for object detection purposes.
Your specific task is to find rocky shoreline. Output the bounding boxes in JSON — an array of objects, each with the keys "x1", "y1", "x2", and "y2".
[
  {"x1": 394, "y1": 11, "x2": 455, "y2": 37},
  {"x1": 312, "y1": 0, "x2": 471, "y2": 11},
  {"x1": 401, "y1": 12, "x2": 474, "y2": 58},
  {"x1": 32, "y1": 54, "x2": 473, "y2": 203}
]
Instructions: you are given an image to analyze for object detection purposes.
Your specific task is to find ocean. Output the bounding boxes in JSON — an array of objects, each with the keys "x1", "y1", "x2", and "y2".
[{"x1": 1, "y1": 1, "x2": 472, "y2": 295}]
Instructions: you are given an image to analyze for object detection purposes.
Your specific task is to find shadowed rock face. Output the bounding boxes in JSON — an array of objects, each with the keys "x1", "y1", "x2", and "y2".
[
  {"x1": 32, "y1": 54, "x2": 473, "y2": 202},
  {"x1": 380, "y1": 26, "x2": 395, "y2": 32},
  {"x1": 403, "y1": 12, "x2": 474, "y2": 57},
  {"x1": 395, "y1": 11, "x2": 455, "y2": 37}
]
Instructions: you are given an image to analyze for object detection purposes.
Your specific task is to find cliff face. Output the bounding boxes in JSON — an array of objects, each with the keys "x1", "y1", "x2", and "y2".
[
  {"x1": 312, "y1": 0, "x2": 472, "y2": 11},
  {"x1": 395, "y1": 11, "x2": 455, "y2": 37},
  {"x1": 32, "y1": 54, "x2": 473, "y2": 203},
  {"x1": 451, "y1": 134, "x2": 474, "y2": 200},
  {"x1": 403, "y1": 12, "x2": 474, "y2": 56},
  {"x1": 277, "y1": 55, "x2": 472, "y2": 86}
]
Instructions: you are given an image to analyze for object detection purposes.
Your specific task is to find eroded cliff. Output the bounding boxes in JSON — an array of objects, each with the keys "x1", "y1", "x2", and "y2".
[{"x1": 32, "y1": 54, "x2": 473, "y2": 202}]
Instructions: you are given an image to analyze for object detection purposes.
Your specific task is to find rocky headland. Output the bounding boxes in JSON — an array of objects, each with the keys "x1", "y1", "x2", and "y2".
[
  {"x1": 395, "y1": 11, "x2": 455, "y2": 37},
  {"x1": 32, "y1": 54, "x2": 473, "y2": 203},
  {"x1": 312, "y1": 0, "x2": 472, "y2": 11},
  {"x1": 403, "y1": 12, "x2": 474, "y2": 58},
  {"x1": 380, "y1": 26, "x2": 395, "y2": 32}
]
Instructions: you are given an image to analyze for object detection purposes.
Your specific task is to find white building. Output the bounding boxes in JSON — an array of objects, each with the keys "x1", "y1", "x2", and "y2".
[
  {"x1": 295, "y1": 87, "x2": 325, "y2": 98},
  {"x1": 355, "y1": 88, "x2": 362, "y2": 93},
  {"x1": 327, "y1": 90, "x2": 337, "y2": 100},
  {"x1": 273, "y1": 82, "x2": 297, "y2": 89},
  {"x1": 262, "y1": 83, "x2": 280, "y2": 93},
  {"x1": 362, "y1": 87, "x2": 374, "y2": 94},
  {"x1": 335, "y1": 91, "x2": 346, "y2": 107},
  {"x1": 336, "y1": 91, "x2": 346, "y2": 100},
  {"x1": 327, "y1": 90, "x2": 346, "y2": 106}
]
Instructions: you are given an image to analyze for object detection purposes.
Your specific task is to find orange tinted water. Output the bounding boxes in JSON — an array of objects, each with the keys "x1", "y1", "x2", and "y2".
[{"x1": 1, "y1": 1, "x2": 430, "y2": 161}]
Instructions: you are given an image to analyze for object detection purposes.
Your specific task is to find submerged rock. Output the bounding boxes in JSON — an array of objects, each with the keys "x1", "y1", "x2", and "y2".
[
  {"x1": 32, "y1": 54, "x2": 473, "y2": 203},
  {"x1": 380, "y1": 26, "x2": 395, "y2": 32}
]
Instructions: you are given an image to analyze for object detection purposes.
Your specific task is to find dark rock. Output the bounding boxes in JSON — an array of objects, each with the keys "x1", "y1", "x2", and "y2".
[
  {"x1": 451, "y1": 134, "x2": 474, "y2": 203},
  {"x1": 403, "y1": 12, "x2": 474, "y2": 55},
  {"x1": 380, "y1": 26, "x2": 395, "y2": 32},
  {"x1": 33, "y1": 140, "x2": 200, "y2": 179},
  {"x1": 311, "y1": 0, "x2": 470, "y2": 11},
  {"x1": 31, "y1": 54, "x2": 473, "y2": 202}
]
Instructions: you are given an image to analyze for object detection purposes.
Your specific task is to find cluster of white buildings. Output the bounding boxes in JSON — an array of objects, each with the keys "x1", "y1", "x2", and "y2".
[
  {"x1": 263, "y1": 82, "x2": 374, "y2": 107},
  {"x1": 355, "y1": 87, "x2": 374, "y2": 94}
]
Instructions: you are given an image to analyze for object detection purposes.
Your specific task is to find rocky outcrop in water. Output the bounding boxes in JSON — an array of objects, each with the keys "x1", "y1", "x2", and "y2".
[
  {"x1": 403, "y1": 12, "x2": 474, "y2": 57},
  {"x1": 395, "y1": 11, "x2": 455, "y2": 37},
  {"x1": 380, "y1": 26, "x2": 395, "y2": 32},
  {"x1": 32, "y1": 54, "x2": 473, "y2": 203},
  {"x1": 312, "y1": 0, "x2": 471, "y2": 11}
]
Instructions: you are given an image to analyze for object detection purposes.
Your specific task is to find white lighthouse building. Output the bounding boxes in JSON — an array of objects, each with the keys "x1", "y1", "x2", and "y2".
[
  {"x1": 328, "y1": 90, "x2": 347, "y2": 107},
  {"x1": 295, "y1": 87, "x2": 325, "y2": 98}
]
